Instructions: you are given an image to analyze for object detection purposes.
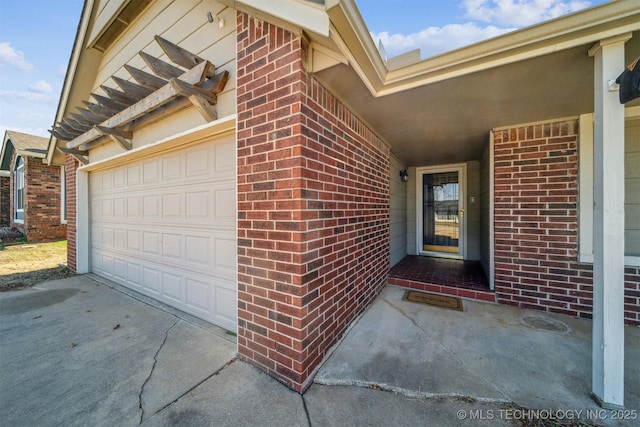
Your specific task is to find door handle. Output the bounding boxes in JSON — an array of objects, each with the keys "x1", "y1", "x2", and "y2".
[{"x1": 459, "y1": 208, "x2": 464, "y2": 218}]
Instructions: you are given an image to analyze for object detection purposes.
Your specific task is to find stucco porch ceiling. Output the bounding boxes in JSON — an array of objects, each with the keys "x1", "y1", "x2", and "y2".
[
  {"x1": 293, "y1": 0, "x2": 640, "y2": 168},
  {"x1": 313, "y1": 34, "x2": 640, "y2": 167}
]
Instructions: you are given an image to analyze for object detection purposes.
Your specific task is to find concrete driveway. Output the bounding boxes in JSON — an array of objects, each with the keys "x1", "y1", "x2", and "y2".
[{"x1": 1, "y1": 275, "x2": 638, "y2": 426}]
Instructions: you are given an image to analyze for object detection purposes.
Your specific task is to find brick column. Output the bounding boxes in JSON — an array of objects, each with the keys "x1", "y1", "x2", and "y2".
[
  {"x1": 66, "y1": 155, "x2": 79, "y2": 272},
  {"x1": 236, "y1": 12, "x2": 390, "y2": 391}
]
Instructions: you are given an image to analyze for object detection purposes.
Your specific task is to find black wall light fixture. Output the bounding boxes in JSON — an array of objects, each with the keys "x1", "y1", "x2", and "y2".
[{"x1": 399, "y1": 170, "x2": 409, "y2": 182}]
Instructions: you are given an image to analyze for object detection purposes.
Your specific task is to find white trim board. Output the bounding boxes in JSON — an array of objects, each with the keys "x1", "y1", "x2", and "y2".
[{"x1": 578, "y1": 107, "x2": 640, "y2": 267}]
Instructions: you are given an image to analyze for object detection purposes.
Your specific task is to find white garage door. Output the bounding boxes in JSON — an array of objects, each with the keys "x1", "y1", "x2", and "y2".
[{"x1": 90, "y1": 135, "x2": 237, "y2": 331}]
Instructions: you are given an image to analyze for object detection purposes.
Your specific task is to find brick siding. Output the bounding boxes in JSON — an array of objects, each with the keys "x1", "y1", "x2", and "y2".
[
  {"x1": 0, "y1": 176, "x2": 9, "y2": 227},
  {"x1": 493, "y1": 119, "x2": 639, "y2": 326},
  {"x1": 236, "y1": 13, "x2": 390, "y2": 391},
  {"x1": 7, "y1": 153, "x2": 66, "y2": 242},
  {"x1": 24, "y1": 158, "x2": 66, "y2": 242},
  {"x1": 65, "y1": 155, "x2": 78, "y2": 272}
]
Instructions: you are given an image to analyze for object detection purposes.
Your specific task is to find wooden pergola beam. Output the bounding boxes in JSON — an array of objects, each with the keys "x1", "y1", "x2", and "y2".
[
  {"x1": 125, "y1": 64, "x2": 168, "y2": 90},
  {"x1": 70, "y1": 113, "x2": 98, "y2": 128},
  {"x1": 64, "y1": 118, "x2": 91, "y2": 133},
  {"x1": 83, "y1": 100, "x2": 119, "y2": 116},
  {"x1": 92, "y1": 93, "x2": 129, "y2": 111},
  {"x1": 55, "y1": 122, "x2": 81, "y2": 138},
  {"x1": 67, "y1": 60, "x2": 212, "y2": 150},
  {"x1": 95, "y1": 125, "x2": 132, "y2": 150},
  {"x1": 57, "y1": 146, "x2": 89, "y2": 165},
  {"x1": 101, "y1": 85, "x2": 138, "y2": 106},
  {"x1": 210, "y1": 70, "x2": 230, "y2": 95},
  {"x1": 140, "y1": 51, "x2": 185, "y2": 80},
  {"x1": 155, "y1": 35, "x2": 204, "y2": 70},
  {"x1": 112, "y1": 76, "x2": 153, "y2": 99},
  {"x1": 49, "y1": 128, "x2": 73, "y2": 141},
  {"x1": 55, "y1": 36, "x2": 230, "y2": 156},
  {"x1": 77, "y1": 107, "x2": 109, "y2": 123}
]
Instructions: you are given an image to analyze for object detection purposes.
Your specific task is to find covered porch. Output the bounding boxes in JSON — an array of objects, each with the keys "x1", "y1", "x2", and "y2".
[
  {"x1": 388, "y1": 255, "x2": 495, "y2": 302},
  {"x1": 315, "y1": 1, "x2": 639, "y2": 408}
]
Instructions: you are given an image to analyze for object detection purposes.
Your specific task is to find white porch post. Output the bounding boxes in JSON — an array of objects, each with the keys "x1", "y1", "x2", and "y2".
[
  {"x1": 587, "y1": 33, "x2": 630, "y2": 409},
  {"x1": 76, "y1": 169, "x2": 90, "y2": 274}
]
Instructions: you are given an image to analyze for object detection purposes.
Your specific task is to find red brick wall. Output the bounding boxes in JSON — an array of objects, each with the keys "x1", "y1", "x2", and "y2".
[
  {"x1": 493, "y1": 119, "x2": 639, "y2": 326},
  {"x1": 625, "y1": 267, "x2": 640, "y2": 325},
  {"x1": 6, "y1": 153, "x2": 66, "y2": 242},
  {"x1": 23, "y1": 157, "x2": 67, "y2": 242},
  {"x1": 0, "y1": 176, "x2": 9, "y2": 227},
  {"x1": 237, "y1": 13, "x2": 390, "y2": 391},
  {"x1": 65, "y1": 155, "x2": 78, "y2": 272}
]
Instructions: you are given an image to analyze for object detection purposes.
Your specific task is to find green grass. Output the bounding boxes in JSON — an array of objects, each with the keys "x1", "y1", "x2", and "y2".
[{"x1": 0, "y1": 241, "x2": 68, "y2": 275}]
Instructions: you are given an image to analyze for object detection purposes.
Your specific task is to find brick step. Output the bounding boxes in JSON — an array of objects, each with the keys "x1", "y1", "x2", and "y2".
[{"x1": 388, "y1": 277, "x2": 496, "y2": 303}]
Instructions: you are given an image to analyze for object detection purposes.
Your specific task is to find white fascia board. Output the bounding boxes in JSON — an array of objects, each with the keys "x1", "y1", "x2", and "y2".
[
  {"x1": 46, "y1": 0, "x2": 95, "y2": 166},
  {"x1": 236, "y1": 0, "x2": 330, "y2": 37},
  {"x1": 381, "y1": 16, "x2": 639, "y2": 96},
  {"x1": 327, "y1": 0, "x2": 640, "y2": 98}
]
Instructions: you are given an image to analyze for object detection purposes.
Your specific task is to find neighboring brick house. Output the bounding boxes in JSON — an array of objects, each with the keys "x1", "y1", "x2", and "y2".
[
  {"x1": 47, "y1": 0, "x2": 638, "y2": 406},
  {"x1": 0, "y1": 173, "x2": 9, "y2": 227},
  {"x1": 1, "y1": 131, "x2": 67, "y2": 242}
]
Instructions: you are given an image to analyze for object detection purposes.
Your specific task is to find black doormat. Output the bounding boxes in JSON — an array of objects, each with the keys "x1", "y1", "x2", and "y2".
[{"x1": 402, "y1": 290, "x2": 463, "y2": 311}]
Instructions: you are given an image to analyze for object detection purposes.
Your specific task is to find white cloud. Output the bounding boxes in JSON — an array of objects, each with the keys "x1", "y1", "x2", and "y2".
[
  {"x1": 0, "y1": 42, "x2": 35, "y2": 72},
  {"x1": 28, "y1": 80, "x2": 53, "y2": 94},
  {"x1": 372, "y1": 0, "x2": 593, "y2": 60},
  {"x1": 462, "y1": 0, "x2": 592, "y2": 27},
  {"x1": 0, "y1": 90, "x2": 54, "y2": 103},
  {"x1": 373, "y1": 23, "x2": 514, "y2": 59}
]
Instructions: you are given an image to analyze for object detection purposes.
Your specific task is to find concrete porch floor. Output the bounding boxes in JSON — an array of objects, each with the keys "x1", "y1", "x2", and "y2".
[{"x1": 315, "y1": 285, "x2": 640, "y2": 425}]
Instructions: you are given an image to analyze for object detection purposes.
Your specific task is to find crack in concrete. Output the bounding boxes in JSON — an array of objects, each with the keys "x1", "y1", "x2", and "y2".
[
  {"x1": 301, "y1": 394, "x2": 313, "y2": 427},
  {"x1": 313, "y1": 378, "x2": 512, "y2": 405},
  {"x1": 138, "y1": 319, "x2": 179, "y2": 424},
  {"x1": 142, "y1": 358, "x2": 237, "y2": 424},
  {"x1": 380, "y1": 297, "x2": 510, "y2": 401}
]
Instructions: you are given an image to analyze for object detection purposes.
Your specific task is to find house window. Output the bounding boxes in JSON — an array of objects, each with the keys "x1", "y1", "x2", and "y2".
[
  {"x1": 61, "y1": 166, "x2": 67, "y2": 224},
  {"x1": 14, "y1": 156, "x2": 24, "y2": 222},
  {"x1": 579, "y1": 109, "x2": 640, "y2": 266}
]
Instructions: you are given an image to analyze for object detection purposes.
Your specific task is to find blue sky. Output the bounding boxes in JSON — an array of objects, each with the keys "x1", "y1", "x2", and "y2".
[{"x1": 0, "y1": 0, "x2": 608, "y2": 140}]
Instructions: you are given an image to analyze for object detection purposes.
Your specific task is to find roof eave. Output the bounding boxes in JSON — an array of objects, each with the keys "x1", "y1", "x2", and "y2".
[
  {"x1": 234, "y1": 0, "x2": 330, "y2": 37},
  {"x1": 45, "y1": 0, "x2": 94, "y2": 166},
  {"x1": 326, "y1": 0, "x2": 640, "y2": 98}
]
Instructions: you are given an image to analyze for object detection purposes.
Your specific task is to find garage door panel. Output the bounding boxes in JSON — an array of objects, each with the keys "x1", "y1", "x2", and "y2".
[
  {"x1": 93, "y1": 225, "x2": 236, "y2": 278},
  {"x1": 114, "y1": 229, "x2": 126, "y2": 249},
  {"x1": 215, "y1": 237, "x2": 237, "y2": 272},
  {"x1": 162, "y1": 152, "x2": 183, "y2": 179},
  {"x1": 142, "y1": 267, "x2": 161, "y2": 294},
  {"x1": 162, "y1": 272, "x2": 183, "y2": 303},
  {"x1": 161, "y1": 233, "x2": 182, "y2": 259},
  {"x1": 143, "y1": 195, "x2": 160, "y2": 218},
  {"x1": 127, "y1": 263, "x2": 142, "y2": 289},
  {"x1": 215, "y1": 139, "x2": 235, "y2": 173},
  {"x1": 143, "y1": 231, "x2": 160, "y2": 255},
  {"x1": 185, "y1": 278, "x2": 210, "y2": 311},
  {"x1": 143, "y1": 159, "x2": 159, "y2": 183},
  {"x1": 162, "y1": 193, "x2": 182, "y2": 217},
  {"x1": 113, "y1": 258, "x2": 126, "y2": 282},
  {"x1": 214, "y1": 280, "x2": 237, "y2": 321},
  {"x1": 91, "y1": 136, "x2": 237, "y2": 329}
]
